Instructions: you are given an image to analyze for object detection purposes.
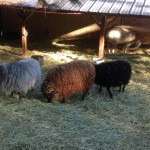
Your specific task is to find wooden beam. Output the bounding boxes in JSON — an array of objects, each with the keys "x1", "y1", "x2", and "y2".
[
  {"x1": 90, "y1": 14, "x2": 101, "y2": 28},
  {"x1": 98, "y1": 16, "x2": 106, "y2": 58},
  {"x1": 106, "y1": 16, "x2": 118, "y2": 28}
]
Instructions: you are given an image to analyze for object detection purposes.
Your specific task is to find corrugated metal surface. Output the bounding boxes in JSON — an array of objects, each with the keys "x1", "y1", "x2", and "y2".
[
  {"x1": 0, "y1": 0, "x2": 150, "y2": 17},
  {"x1": 48, "y1": 0, "x2": 150, "y2": 17}
]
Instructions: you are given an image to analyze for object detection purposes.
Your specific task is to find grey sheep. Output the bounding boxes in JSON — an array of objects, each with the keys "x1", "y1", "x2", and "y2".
[
  {"x1": 106, "y1": 26, "x2": 141, "y2": 53},
  {"x1": 41, "y1": 60, "x2": 96, "y2": 103},
  {"x1": 0, "y1": 58, "x2": 41, "y2": 99}
]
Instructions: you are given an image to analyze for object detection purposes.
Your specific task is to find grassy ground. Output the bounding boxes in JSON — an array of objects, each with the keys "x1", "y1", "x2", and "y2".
[{"x1": 0, "y1": 38, "x2": 150, "y2": 150}]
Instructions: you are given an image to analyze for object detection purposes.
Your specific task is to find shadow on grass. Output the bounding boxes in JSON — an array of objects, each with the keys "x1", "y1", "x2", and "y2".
[
  {"x1": 0, "y1": 37, "x2": 98, "y2": 56},
  {"x1": 105, "y1": 51, "x2": 150, "y2": 68},
  {"x1": 0, "y1": 48, "x2": 21, "y2": 56},
  {"x1": 27, "y1": 38, "x2": 98, "y2": 56}
]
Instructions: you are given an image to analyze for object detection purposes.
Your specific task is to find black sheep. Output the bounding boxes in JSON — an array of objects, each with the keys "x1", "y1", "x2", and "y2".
[{"x1": 94, "y1": 60, "x2": 132, "y2": 98}]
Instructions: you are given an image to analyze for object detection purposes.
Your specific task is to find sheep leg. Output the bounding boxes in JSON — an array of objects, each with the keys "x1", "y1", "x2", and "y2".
[
  {"x1": 18, "y1": 92, "x2": 22, "y2": 100},
  {"x1": 109, "y1": 48, "x2": 115, "y2": 53},
  {"x1": 44, "y1": 93, "x2": 52, "y2": 103},
  {"x1": 81, "y1": 80, "x2": 95, "y2": 101},
  {"x1": 47, "y1": 99, "x2": 52, "y2": 103},
  {"x1": 98, "y1": 86, "x2": 102, "y2": 93},
  {"x1": 108, "y1": 44, "x2": 115, "y2": 53},
  {"x1": 60, "y1": 98, "x2": 66, "y2": 103},
  {"x1": 81, "y1": 92, "x2": 88, "y2": 101},
  {"x1": 112, "y1": 48, "x2": 115, "y2": 53},
  {"x1": 46, "y1": 96, "x2": 52, "y2": 103},
  {"x1": 119, "y1": 86, "x2": 122, "y2": 92},
  {"x1": 18, "y1": 92, "x2": 26, "y2": 100},
  {"x1": 107, "y1": 44, "x2": 111, "y2": 53},
  {"x1": 106, "y1": 87, "x2": 113, "y2": 98},
  {"x1": 123, "y1": 46, "x2": 127, "y2": 53},
  {"x1": 122, "y1": 85, "x2": 126, "y2": 92},
  {"x1": 10, "y1": 92, "x2": 14, "y2": 98},
  {"x1": 81, "y1": 86, "x2": 91, "y2": 101}
]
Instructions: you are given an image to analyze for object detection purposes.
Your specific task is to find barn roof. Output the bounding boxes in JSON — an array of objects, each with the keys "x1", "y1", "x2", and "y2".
[
  {"x1": 0, "y1": 0, "x2": 150, "y2": 17},
  {"x1": 0, "y1": 0, "x2": 38, "y2": 8}
]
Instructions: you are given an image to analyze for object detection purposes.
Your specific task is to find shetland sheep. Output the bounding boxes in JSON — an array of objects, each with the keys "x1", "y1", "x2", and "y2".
[
  {"x1": 0, "y1": 58, "x2": 41, "y2": 99},
  {"x1": 41, "y1": 60, "x2": 96, "y2": 103},
  {"x1": 106, "y1": 26, "x2": 141, "y2": 53},
  {"x1": 94, "y1": 60, "x2": 131, "y2": 98}
]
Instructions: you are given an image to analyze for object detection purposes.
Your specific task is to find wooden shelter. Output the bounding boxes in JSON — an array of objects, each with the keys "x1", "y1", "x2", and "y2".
[{"x1": 0, "y1": 0, "x2": 150, "y2": 57}]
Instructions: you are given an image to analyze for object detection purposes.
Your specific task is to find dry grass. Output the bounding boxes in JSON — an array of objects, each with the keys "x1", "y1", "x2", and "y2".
[{"x1": 0, "y1": 38, "x2": 150, "y2": 150}]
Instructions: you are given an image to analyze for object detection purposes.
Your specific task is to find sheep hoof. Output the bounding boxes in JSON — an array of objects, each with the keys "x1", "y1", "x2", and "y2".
[
  {"x1": 122, "y1": 85, "x2": 126, "y2": 92},
  {"x1": 47, "y1": 100, "x2": 52, "y2": 103},
  {"x1": 109, "y1": 94, "x2": 114, "y2": 99},
  {"x1": 118, "y1": 86, "x2": 122, "y2": 92},
  {"x1": 18, "y1": 92, "x2": 26, "y2": 100},
  {"x1": 60, "y1": 98, "x2": 66, "y2": 103},
  {"x1": 81, "y1": 94, "x2": 86, "y2": 101},
  {"x1": 81, "y1": 97, "x2": 85, "y2": 101},
  {"x1": 98, "y1": 87, "x2": 102, "y2": 93},
  {"x1": 10, "y1": 92, "x2": 14, "y2": 98},
  {"x1": 110, "y1": 96, "x2": 114, "y2": 99}
]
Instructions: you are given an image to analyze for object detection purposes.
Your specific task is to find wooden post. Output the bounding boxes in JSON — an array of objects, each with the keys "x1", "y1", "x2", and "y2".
[
  {"x1": 121, "y1": 17, "x2": 124, "y2": 25},
  {"x1": 0, "y1": 9, "x2": 2, "y2": 38},
  {"x1": 98, "y1": 16, "x2": 106, "y2": 58},
  {"x1": 22, "y1": 26, "x2": 28, "y2": 55},
  {"x1": 20, "y1": 10, "x2": 34, "y2": 55}
]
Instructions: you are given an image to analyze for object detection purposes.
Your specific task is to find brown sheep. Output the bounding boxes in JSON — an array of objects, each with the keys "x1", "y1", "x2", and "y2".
[{"x1": 41, "y1": 60, "x2": 96, "y2": 103}]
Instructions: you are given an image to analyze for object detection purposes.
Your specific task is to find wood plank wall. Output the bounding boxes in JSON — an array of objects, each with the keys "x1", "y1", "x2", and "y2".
[{"x1": 0, "y1": 7, "x2": 150, "y2": 44}]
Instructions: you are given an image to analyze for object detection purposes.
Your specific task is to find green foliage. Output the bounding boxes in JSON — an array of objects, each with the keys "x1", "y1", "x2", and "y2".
[{"x1": 0, "y1": 39, "x2": 150, "y2": 150}]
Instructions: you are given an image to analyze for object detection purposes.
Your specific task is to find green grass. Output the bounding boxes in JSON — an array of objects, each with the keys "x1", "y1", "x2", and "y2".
[{"x1": 0, "y1": 39, "x2": 150, "y2": 150}]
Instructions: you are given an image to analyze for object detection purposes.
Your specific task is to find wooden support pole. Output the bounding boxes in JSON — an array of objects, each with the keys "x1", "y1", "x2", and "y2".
[
  {"x1": 0, "y1": 9, "x2": 2, "y2": 37},
  {"x1": 98, "y1": 16, "x2": 106, "y2": 59},
  {"x1": 20, "y1": 10, "x2": 34, "y2": 55},
  {"x1": 22, "y1": 26, "x2": 28, "y2": 55}
]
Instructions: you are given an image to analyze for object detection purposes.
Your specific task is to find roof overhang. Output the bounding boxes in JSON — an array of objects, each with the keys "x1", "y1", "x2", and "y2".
[{"x1": 0, "y1": 0, "x2": 150, "y2": 18}]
